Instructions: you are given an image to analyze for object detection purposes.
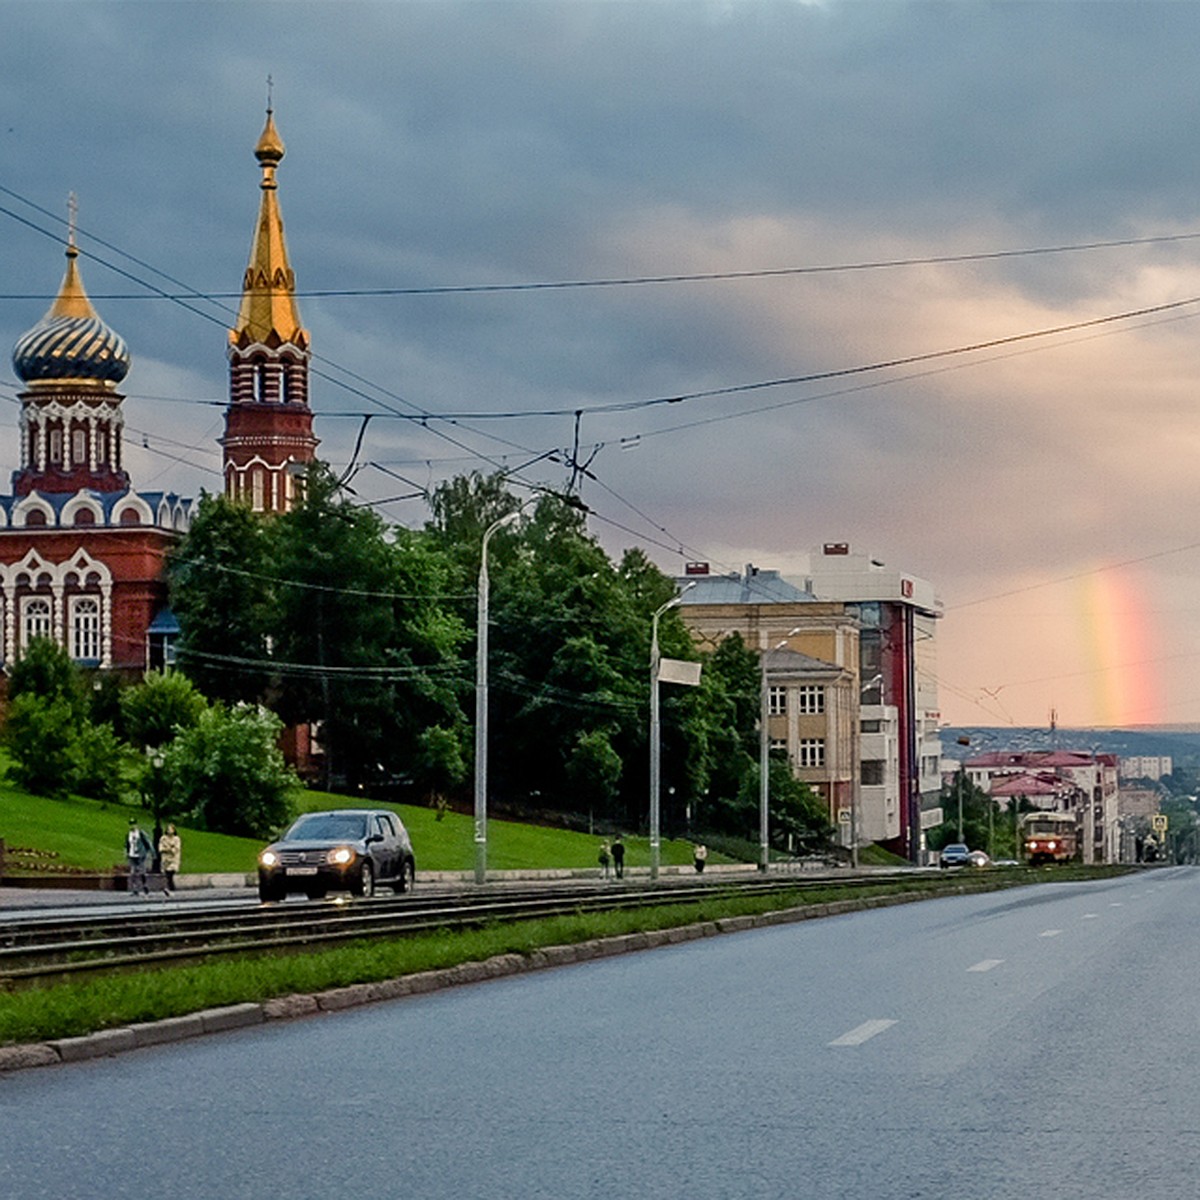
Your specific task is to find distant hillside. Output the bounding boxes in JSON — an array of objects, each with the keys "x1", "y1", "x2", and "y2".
[{"x1": 941, "y1": 726, "x2": 1200, "y2": 765}]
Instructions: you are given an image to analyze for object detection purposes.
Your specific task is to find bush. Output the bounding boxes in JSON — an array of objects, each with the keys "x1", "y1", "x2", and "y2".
[
  {"x1": 70, "y1": 721, "x2": 136, "y2": 806},
  {"x1": 3, "y1": 693, "x2": 82, "y2": 796},
  {"x1": 165, "y1": 705, "x2": 298, "y2": 838}
]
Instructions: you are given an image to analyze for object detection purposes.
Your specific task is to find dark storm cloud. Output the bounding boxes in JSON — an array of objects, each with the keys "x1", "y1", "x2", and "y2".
[{"x1": 6, "y1": 0, "x2": 1200, "y2": 722}]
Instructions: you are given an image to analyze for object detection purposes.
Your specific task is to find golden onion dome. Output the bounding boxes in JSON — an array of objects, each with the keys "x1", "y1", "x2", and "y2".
[{"x1": 12, "y1": 240, "x2": 129, "y2": 387}]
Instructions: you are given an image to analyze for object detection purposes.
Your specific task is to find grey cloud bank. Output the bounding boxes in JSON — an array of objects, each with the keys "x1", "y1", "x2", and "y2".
[{"x1": 3, "y1": 0, "x2": 1200, "y2": 726}]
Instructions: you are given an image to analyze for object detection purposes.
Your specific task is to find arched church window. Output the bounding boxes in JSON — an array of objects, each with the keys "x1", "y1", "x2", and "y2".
[
  {"x1": 22, "y1": 596, "x2": 53, "y2": 649},
  {"x1": 72, "y1": 428, "x2": 87, "y2": 465},
  {"x1": 49, "y1": 428, "x2": 63, "y2": 463},
  {"x1": 252, "y1": 468, "x2": 265, "y2": 511},
  {"x1": 119, "y1": 508, "x2": 141, "y2": 526},
  {"x1": 70, "y1": 596, "x2": 101, "y2": 663}
]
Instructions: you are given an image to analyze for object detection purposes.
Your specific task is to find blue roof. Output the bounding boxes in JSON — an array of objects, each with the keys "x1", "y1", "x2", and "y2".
[{"x1": 677, "y1": 568, "x2": 815, "y2": 606}]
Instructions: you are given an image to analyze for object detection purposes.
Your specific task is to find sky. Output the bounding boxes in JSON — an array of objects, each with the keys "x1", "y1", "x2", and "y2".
[{"x1": 4, "y1": 0, "x2": 1200, "y2": 731}]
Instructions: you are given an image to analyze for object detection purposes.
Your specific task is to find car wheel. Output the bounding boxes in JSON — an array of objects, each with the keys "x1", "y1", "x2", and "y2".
[
  {"x1": 394, "y1": 859, "x2": 415, "y2": 894},
  {"x1": 355, "y1": 861, "x2": 375, "y2": 898},
  {"x1": 259, "y1": 879, "x2": 284, "y2": 902}
]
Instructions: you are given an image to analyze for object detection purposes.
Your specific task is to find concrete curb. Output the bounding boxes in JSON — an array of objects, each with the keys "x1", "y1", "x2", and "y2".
[{"x1": 0, "y1": 885, "x2": 953, "y2": 1076}]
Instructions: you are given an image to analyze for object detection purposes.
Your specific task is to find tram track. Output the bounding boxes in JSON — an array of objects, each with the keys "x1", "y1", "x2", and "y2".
[{"x1": 0, "y1": 870, "x2": 994, "y2": 987}]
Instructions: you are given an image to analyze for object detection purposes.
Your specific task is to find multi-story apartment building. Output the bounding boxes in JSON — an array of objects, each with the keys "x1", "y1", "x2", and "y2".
[
  {"x1": 1120, "y1": 756, "x2": 1173, "y2": 782},
  {"x1": 676, "y1": 565, "x2": 860, "y2": 843},
  {"x1": 792, "y1": 544, "x2": 943, "y2": 861}
]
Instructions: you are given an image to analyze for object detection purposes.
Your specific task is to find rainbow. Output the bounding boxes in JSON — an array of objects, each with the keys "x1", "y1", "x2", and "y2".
[{"x1": 1074, "y1": 569, "x2": 1161, "y2": 726}]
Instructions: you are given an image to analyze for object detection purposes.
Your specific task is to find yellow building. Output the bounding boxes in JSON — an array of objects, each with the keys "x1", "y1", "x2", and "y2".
[{"x1": 678, "y1": 566, "x2": 861, "y2": 840}]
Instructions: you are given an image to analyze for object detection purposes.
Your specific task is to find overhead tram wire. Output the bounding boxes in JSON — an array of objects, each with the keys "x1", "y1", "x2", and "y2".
[
  {"x1": 11, "y1": 184, "x2": 1200, "y2": 464},
  {"x1": 0, "y1": 191, "x2": 562, "y2": 496},
  {"x1": 4, "y1": 210, "x2": 1200, "y2": 299}
]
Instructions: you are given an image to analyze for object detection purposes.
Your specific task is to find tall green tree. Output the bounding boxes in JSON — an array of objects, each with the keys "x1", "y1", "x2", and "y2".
[{"x1": 168, "y1": 494, "x2": 274, "y2": 704}]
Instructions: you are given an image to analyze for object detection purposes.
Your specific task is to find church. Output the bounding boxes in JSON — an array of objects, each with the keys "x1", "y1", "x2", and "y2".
[{"x1": 2, "y1": 109, "x2": 317, "y2": 680}]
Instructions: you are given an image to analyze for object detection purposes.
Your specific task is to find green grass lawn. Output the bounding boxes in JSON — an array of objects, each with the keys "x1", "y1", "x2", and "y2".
[{"x1": 0, "y1": 771, "x2": 721, "y2": 876}]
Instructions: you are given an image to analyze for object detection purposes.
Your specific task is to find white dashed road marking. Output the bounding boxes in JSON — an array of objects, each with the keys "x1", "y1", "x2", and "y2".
[
  {"x1": 829, "y1": 1019, "x2": 897, "y2": 1047},
  {"x1": 967, "y1": 959, "x2": 1004, "y2": 972},
  {"x1": 1082, "y1": 913, "x2": 1098, "y2": 919},
  {"x1": 1040, "y1": 929, "x2": 1063, "y2": 938}
]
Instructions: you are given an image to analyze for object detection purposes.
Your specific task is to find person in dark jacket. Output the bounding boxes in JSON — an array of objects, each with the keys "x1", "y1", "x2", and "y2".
[
  {"x1": 125, "y1": 818, "x2": 153, "y2": 896},
  {"x1": 611, "y1": 834, "x2": 626, "y2": 879}
]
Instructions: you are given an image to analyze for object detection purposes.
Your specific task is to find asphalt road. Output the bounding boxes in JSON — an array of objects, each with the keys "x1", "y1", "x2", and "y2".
[{"x1": 1, "y1": 868, "x2": 1195, "y2": 1199}]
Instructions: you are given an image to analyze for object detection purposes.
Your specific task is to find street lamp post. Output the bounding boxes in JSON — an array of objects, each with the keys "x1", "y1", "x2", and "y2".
[
  {"x1": 759, "y1": 629, "x2": 804, "y2": 873},
  {"x1": 648, "y1": 586, "x2": 695, "y2": 881},
  {"x1": 474, "y1": 509, "x2": 521, "y2": 885},
  {"x1": 759, "y1": 660, "x2": 770, "y2": 872}
]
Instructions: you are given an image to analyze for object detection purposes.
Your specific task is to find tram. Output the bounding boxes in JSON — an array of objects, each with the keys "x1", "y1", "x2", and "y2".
[{"x1": 1021, "y1": 811, "x2": 1078, "y2": 865}]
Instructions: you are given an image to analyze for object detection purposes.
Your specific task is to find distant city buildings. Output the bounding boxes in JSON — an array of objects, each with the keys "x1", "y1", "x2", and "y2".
[
  {"x1": 1119, "y1": 755, "x2": 1173, "y2": 782},
  {"x1": 963, "y1": 748, "x2": 1120, "y2": 863}
]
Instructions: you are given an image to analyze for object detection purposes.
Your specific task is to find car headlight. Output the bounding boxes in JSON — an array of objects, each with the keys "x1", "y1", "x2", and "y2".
[
  {"x1": 331, "y1": 846, "x2": 355, "y2": 865},
  {"x1": 1048, "y1": 840, "x2": 1056, "y2": 850},
  {"x1": 260, "y1": 850, "x2": 278, "y2": 868}
]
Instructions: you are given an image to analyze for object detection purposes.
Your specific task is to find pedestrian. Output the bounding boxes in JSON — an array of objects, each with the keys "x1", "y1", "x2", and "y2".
[
  {"x1": 125, "y1": 817, "x2": 153, "y2": 896},
  {"x1": 693, "y1": 843, "x2": 708, "y2": 873},
  {"x1": 158, "y1": 823, "x2": 182, "y2": 896},
  {"x1": 611, "y1": 833, "x2": 625, "y2": 879},
  {"x1": 598, "y1": 840, "x2": 611, "y2": 879}
]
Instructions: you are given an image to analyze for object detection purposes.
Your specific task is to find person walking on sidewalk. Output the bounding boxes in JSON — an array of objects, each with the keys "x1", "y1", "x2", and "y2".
[
  {"x1": 598, "y1": 840, "x2": 612, "y2": 879},
  {"x1": 611, "y1": 834, "x2": 625, "y2": 879},
  {"x1": 158, "y1": 824, "x2": 182, "y2": 896},
  {"x1": 125, "y1": 818, "x2": 153, "y2": 896}
]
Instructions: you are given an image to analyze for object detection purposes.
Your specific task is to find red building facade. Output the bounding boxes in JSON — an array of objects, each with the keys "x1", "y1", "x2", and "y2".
[{"x1": 2, "y1": 219, "x2": 191, "y2": 674}]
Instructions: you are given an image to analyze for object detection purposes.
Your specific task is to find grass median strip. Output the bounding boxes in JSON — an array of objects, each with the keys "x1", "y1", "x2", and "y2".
[
  {"x1": 1, "y1": 868, "x2": 1126, "y2": 1048},
  {"x1": 0, "y1": 880, "x2": 960, "y2": 1046}
]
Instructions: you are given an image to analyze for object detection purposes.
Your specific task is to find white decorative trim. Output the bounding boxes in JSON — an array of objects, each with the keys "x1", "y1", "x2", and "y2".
[
  {"x1": 61, "y1": 494, "x2": 105, "y2": 526},
  {"x1": 2, "y1": 548, "x2": 115, "y2": 667},
  {"x1": 12, "y1": 493, "x2": 55, "y2": 527},
  {"x1": 111, "y1": 493, "x2": 155, "y2": 526}
]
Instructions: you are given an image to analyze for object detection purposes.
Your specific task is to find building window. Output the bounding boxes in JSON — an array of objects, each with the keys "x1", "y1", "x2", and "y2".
[
  {"x1": 49, "y1": 428, "x2": 63, "y2": 463},
  {"x1": 861, "y1": 719, "x2": 882, "y2": 733},
  {"x1": 861, "y1": 760, "x2": 885, "y2": 786},
  {"x1": 251, "y1": 468, "x2": 265, "y2": 511},
  {"x1": 70, "y1": 596, "x2": 101, "y2": 662},
  {"x1": 797, "y1": 685, "x2": 825, "y2": 714},
  {"x1": 768, "y1": 686, "x2": 787, "y2": 716},
  {"x1": 72, "y1": 428, "x2": 87, "y2": 465},
  {"x1": 798, "y1": 739, "x2": 825, "y2": 768},
  {"x1": 22, "y1": 597, "x2": 53, "y2": 648},
  {"x1": 769, "y1": 737, "x2": 788, "y2": 754}
]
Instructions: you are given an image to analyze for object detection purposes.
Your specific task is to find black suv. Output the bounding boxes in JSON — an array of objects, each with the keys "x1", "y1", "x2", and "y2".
[{"x1": 257, "y1": 809, "x2": 416, "y2": 902}]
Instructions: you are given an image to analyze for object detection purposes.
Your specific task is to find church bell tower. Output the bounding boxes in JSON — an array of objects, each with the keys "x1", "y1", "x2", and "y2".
[{"x1": 221, "y1": 108, "x2": 318, "y2": 513}]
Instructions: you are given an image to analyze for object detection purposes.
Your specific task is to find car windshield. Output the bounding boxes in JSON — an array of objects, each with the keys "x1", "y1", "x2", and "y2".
[
  {"x1": 945, "y1": 844, "x2": 968, "y2": 854},
  {"x1": 284, "y1": 814, "x2": 368, "y2": 842}
]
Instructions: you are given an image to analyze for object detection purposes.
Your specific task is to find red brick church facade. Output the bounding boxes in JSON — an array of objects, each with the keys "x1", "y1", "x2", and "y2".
[{"x1": 2, "y1": 110, "x2": 317, "y2": 681}]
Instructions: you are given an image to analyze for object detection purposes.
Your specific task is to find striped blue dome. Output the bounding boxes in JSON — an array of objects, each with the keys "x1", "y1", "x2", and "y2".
[{"x1": 12, "y1": 246, "x2": 130, "y2": 387}]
